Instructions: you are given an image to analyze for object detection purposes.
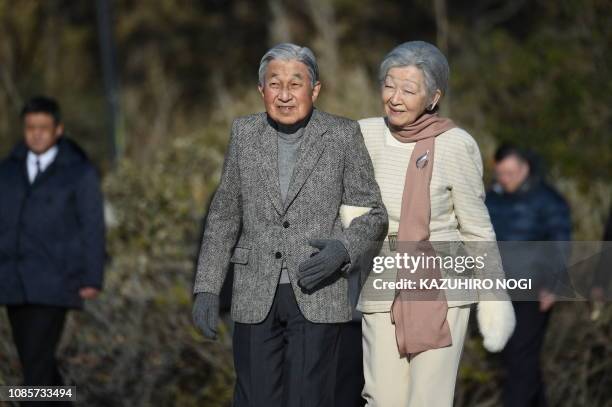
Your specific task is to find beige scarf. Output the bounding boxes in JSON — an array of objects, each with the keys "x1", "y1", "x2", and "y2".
[{"x1": 388, "y1": 111, "x2": 456, "y2": 357}]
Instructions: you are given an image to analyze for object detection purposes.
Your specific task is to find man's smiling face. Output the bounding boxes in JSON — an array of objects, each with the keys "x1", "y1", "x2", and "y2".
[{"x1": 259, "y1": 59, "x2": 321, "y2": 126}]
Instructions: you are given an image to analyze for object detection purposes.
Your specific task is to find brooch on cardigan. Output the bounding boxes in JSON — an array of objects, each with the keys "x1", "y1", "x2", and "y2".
[{"x1": 416, "y1": 150, "x2": 430, "y2": 169}]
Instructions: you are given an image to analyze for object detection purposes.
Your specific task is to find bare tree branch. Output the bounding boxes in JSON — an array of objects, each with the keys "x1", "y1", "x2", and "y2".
[{"x1": 475, "y1": 0, "x2": 528, "y2": 32}]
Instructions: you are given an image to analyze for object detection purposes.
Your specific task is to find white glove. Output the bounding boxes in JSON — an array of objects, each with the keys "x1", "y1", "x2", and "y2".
[{"x1": 477, "y1": 300, "x2": 516, "y2": 352}]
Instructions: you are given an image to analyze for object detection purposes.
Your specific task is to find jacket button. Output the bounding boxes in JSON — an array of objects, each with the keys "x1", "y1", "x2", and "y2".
[
  {"x1": 283, "y1": 221, "x2": 290, "y2": 228},
  {"x1": 275, "y1": 251, "x2": 282, "y2": 259}
]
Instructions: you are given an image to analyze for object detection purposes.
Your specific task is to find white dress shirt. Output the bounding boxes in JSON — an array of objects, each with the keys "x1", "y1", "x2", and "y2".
[{"x1": 27, "y1": 145, "x2": 59, "y2": 183}]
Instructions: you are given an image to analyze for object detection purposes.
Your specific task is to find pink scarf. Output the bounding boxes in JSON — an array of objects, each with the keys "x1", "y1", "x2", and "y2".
[{"x1": 389, "y1": 111, "x2": 456, "y2": 357}]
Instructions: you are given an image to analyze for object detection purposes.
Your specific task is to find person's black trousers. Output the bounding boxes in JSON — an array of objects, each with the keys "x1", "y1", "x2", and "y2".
[
  {"x1": 335, "y1": 321, "x2": 365, "y2": 407},
  {"x1": 501, "y1": 301, "x2": 551, "y2": 407},
  {"x1": 232, "y1": 284, "x2": 341, "y2": 407},
  {"x1": 7, "y1": 304, "x2": 70, "y2": 407}
]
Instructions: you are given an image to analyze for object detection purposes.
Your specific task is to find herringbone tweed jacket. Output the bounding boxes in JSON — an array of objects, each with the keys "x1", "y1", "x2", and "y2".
[{"x1": 194, "y1": 109, "x2": 388, "y2": 323}]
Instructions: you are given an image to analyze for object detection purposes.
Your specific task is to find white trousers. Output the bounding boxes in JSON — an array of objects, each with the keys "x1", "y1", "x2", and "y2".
[{"x1": 362, "y1": 306, "x2": 471, "y2": 407}]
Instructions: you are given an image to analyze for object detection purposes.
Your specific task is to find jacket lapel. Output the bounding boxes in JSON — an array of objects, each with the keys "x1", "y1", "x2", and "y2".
[
  {"x1": 255, "y1": 117, "x2": 285, "y2": 215},
  {"x1": 29, "y1": 142, "x2": 64, "y2": 189},
  {"x1": 283, "y1": 109, "x2": 328, "y2": 212},
  {"x1": 30, "y1": 160, "x2": 59, "y2": 188}
]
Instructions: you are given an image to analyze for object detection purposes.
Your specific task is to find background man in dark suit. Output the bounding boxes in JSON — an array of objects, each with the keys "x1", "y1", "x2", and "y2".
[
  {"x1": 592, "y1": 207, "x2": 611, "y2": 302},
  {"x1": 486, "y1": 144, "x2": 571, "y2": 407},
  {"x1": 0, "y1": 96, "x2": 106, "y2": 397}
]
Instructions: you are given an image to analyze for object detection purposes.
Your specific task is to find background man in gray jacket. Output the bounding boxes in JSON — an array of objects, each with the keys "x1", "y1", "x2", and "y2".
[{"x1": 192, "y1": 43, "x2": 387, "y2": 407}]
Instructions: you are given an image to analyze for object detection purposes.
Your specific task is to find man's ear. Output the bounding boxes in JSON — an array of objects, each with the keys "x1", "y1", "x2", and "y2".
[
  {"x1": 55, "y1": 123, "x2": 64, "y2": 138},
  {"x1": 311, "y1": 81, "x2": 322, "y2": 103},
  {"x1": 521, "y1": 161, "x2": 531, "y2": 178},
  {"x1": 258, "y1": 84, "x2": 265, "y2": 99}
]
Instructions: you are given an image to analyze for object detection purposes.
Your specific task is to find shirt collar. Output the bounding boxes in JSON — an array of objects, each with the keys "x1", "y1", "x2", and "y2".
[{"x1": 27, "y1": 144, "x2": 59, "y2": 171}]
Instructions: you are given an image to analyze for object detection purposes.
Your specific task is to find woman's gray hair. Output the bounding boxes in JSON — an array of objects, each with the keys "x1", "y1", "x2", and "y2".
[
  {"x1": 379, "y1": 41, "x2": 450, "y2": 99},
  {"x1": 258, "y1": 43, "x2": 319, "y2": 88}
]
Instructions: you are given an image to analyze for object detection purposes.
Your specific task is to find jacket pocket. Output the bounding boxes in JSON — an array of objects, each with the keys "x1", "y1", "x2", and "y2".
[{"x1": 230, "y1": 247, "x2": 251, "y2": 265}]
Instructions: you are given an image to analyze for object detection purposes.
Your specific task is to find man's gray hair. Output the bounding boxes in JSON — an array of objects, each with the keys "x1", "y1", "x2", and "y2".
[
  {"x1": 379, "y1": 41, "x2": 450, "y2": 99},
  {"x1": 258, "y1": 43, "x2": 319, "y2": 88}
]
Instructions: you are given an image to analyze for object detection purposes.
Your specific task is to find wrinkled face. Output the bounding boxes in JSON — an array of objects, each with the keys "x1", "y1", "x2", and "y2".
[
  {"x1": 382, "y1": 66, "x2": 441, "y2": 128},
  {"x1": 258, "y1": 59, "x2": 321, "y2": 126},
  {"x1": 495, "y1": 156, "x2": 530, "y2": 193},
  {"x1": 23, "y1": 113, "x2": 63, "y2": 154}
]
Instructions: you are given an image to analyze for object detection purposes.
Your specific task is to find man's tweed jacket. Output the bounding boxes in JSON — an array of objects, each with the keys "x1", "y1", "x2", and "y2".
[{"x1": 194, "y1": 109, "x2": 388, "y2": 324}]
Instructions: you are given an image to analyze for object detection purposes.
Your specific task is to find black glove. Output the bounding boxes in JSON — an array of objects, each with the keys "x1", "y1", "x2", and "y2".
[
  {"x1": 298, "y1": 239, "x2": 350, "y2": 291},
  {"x1": 192, "y1": 292, "x2": 219, "y2": 339}
]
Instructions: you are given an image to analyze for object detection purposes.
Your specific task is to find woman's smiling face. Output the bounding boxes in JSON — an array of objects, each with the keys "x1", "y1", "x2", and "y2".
[{"x1": 382, "y1": 66, "x2": 440, "y2": 128}]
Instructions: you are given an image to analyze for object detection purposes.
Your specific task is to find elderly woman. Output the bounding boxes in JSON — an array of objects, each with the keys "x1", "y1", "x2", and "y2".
[{"x1": 353, "y1": 41, "x2": 516, "y2": 406}]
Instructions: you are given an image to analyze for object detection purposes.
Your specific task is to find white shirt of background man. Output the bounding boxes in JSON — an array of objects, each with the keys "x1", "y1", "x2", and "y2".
[{"x1": 26, "y1": 145, "x2": 59, "y2": 184}]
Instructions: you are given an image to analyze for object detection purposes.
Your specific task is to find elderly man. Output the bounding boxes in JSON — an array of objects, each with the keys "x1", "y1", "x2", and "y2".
[{"x1": 192, "y1": 43, "x2": 387, "y2": 407}]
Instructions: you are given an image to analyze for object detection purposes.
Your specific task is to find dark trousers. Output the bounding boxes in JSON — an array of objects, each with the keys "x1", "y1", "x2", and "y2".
[
  {"x1": 335, "y1": 321, "x2": 365, "y2": 407},
  {"x1": 502, "y1": 301, "x2": 551, "y2": 407},
  {"x1": 232, "y1": 284, "x2": 341, "y2": 407},
  {"x1": 7, "y1": 304, "x2": 70, "y2": 407}
]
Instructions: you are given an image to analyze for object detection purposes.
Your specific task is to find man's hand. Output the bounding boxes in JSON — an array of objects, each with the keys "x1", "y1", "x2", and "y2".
[
  {"x1": 590, "y1": 286, "x2": 605, "y2": 302},
  {"x1": 298, "y1": 239, "x2": 349, "y2": 291},
  {"x1": 79, "y1": 287, "x2": 100, "y2": 300},
  {"x1": 590, "y1": 287, "x2": 605, "y2": 321},
  {"x1": 192, "y1": 292, "x2": 219, "y2": 339},
  {"x1": 539, "y1": 289, "x2": 556, "y2": 312}
]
